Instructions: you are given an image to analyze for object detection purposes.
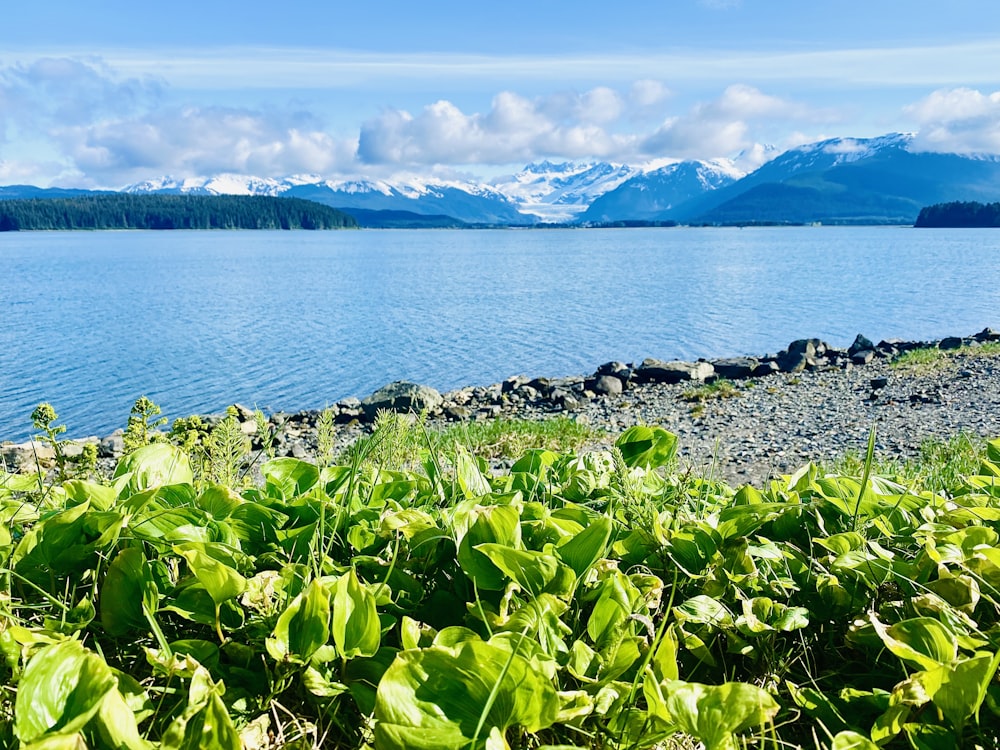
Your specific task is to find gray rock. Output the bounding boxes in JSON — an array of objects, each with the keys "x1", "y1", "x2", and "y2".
[
  {"x1": 444, "y1": 405, "x2": 473, "y2": 421},
  {"x1": 851, "y1": 349, "x2": 875, "y2": 365},
  {"x1": 502, "y1": 375, "x2": 530, "y2": 393},
  {"x1": 788, "y1": 338, "x2": 826, "y2": 358},
  {"x1": 100, "y1": 430, "x2": 125, "y2": 457},
  {"x1": 592, "y1": 374, "x2": 624, "y2": 396},
  {"x1": 634, "y1": 359, "x2": 715, "y2": 384},
  {"x1": 973, "y1": 327, "x2": 1000, "y2": 342},
  {"x1": 1, "y1": 440, "x2": 55, "y2": 470},
  {"x1": 712, "y1": 357, "x2": 758, "y2": 380},
  {"x1": 939, "y1": 336, "x2": 964, "y2": 350},
  {"x1": 848, "y1": 334, "x2": 875, "y2": 356},
  {"x1": 752, "y1": 360, "x2": 781, "y2": 377},
  {"x1": 361, "y1": 381, "x2": 443, "y2": 419},
  {"x1": 776, "y1": 350, "x2": 810, "y2": 373}
]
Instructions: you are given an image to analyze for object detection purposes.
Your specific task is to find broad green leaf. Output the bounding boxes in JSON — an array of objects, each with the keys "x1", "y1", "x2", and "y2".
[
  {"x1": 586, "y1": 571, "x2": 637, "y2": 650},
  {"x1": 871, "y1": 616, "x2": 957, "y2": 670},
  {"x1": 659, "y1": 679, "x2": 780, "y2": 750},
  {"x1": 455, "y1": 444, "x2": 493, "y2": 499},
  {"x1": 175, "y1": 544, "x2": 247, "y2": 605},
  {"x1": 557, "y1": 515, "x2": 612, "y2": 578},
  {"x1": 260, "y1": 457, "x2": 320, "y2": 498},
  {"x1": 266, "y1": 579, "x2": 331, "y2": 664},
  {"x1": 160, "y1": 666, "x2": 241, "y2": 750},
  {"x1": 195, "y1": 484, "x2": 242, "y2": 519},
  {"x1": 476, "y1": 544, "x2": 574, "y2": 598},
  {"x1": 674, "y1": 595, "x2": 733, "y2": 628},
  {"x1": 374, "y1": 636, "x2": 559, "y2": 750},
  {"x1": 615, "y1": 426, "x2": 677, "y2": 469},
  {"x1": 113, "y1": 443, "x2": 193, "y2": 496},
  {"x1": 14, "y1": 640, "x2": 116, "y2": 742},
  {"x1": 92, "y1": 681, "x2": 152, "y2": 750},
  {"x1": 331, "y1": 569, "x2": 380, "y2": 659},
  {"x1": 987, "y1": 437, "x2": 1000, "y2": 463},
  {"x1": 456, "y1": 505, "x2": 522, "y2": 591},
  {"x1": 925, "y1": 651, "x2": 1000, "y2": 732},
  {"x1": 100, "y1": 547, "x2": 152, "y2": 637},
  {"x1": 831, "y1": 731, "x2": 879, "y2": 749},
  {"x1": 62, "y1": 479, "x2": 116, "y2": 511}
]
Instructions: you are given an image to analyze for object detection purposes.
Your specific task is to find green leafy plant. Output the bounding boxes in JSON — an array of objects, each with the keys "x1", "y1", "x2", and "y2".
[{"x1": 3, "y1": 402, "x2": 1000, "y2": 749}]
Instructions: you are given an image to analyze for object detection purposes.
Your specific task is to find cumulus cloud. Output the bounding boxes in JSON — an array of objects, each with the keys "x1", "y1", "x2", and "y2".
[
  {"x1": 55, "y1": 106, "x2": 358, "y2": 186},
  {"x1": 358, "y1": 88, "x2": 637, "y2": 166},
  {"x1": 640, "y1": 84, "x2": 817, "y2": 159},
  {"x1": 356, "y1": 82, "x2": 828, "y2": 169},
  {"x1": 906, "y1": 88, "x2": 1000, "y2": 154},
  {"x1": 0, "y1": 57, "x2": 161, "y2": 137}
]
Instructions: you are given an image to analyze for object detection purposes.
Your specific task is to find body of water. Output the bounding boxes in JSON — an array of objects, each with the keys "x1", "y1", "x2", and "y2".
[{"x1": 2, "y1": 226, "x2": 998, "y2": 440}]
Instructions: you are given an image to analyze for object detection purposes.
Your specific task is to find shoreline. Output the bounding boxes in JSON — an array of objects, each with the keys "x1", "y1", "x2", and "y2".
[{"x1": 4, "y1": 328, "x2": 999, "y2": 485}]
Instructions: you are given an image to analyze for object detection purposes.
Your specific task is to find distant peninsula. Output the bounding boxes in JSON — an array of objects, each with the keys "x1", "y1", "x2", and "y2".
[
  {"x1": 0, "y1": 194, "x2": 358, "y2": 231},
  {"x1": 915, "y1": 200, "x2": 1000, "y2": 228}
]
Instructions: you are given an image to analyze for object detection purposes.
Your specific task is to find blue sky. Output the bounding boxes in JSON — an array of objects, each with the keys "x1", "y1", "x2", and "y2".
[{"x1": 2, "y1": 0, "x2": 999, "y2": 187}]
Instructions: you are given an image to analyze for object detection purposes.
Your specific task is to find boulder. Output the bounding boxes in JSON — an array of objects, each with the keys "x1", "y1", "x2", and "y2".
[
  {"x1": 592, "y1": 374, "x2": 624, "y2": 396},
  {"x1": 100, "y1": 430, "x2": 125, "y2": 458},
  {"x1": 711, "y1": 357, "x2": 758, "y2": 380},
  {"x1": 776, "y1": 350, "x2": 810, "y2": 373},
  {"x1": 788, "y1": 338, "x2": 827, "y2": 358},
  {"x1": 361, "y1": 381, "x2": 443, "y2": 419},
  {"x1": 938, "y1": 336, "x2": 964, "y2": 350},
  {"x1": 634, "y1": 358, "x2": 715, "y2": 384},
  {"x1": 851, "y1": 349, "x2": 875, "y2": 365},
  {"x1": 752, "y1": 360, "x2": 781, "y2": 377},
  {"x1": 973, "y1": 327, "x2": 1000, "y2": 342},
  {"x1": 848, "y1": 334, "x2": 875, "y2": 356}
]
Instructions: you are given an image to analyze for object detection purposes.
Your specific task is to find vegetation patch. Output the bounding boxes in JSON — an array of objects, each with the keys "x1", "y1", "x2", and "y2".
[
  {"x1": 2, "y1": 403, "x2": 1000, "y2": 749},
  {"x1": 891, "y1": 341, "x2": 1000, "y2": 372}
]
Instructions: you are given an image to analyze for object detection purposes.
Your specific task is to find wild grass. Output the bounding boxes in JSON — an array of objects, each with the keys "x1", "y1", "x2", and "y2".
[
  {"x1": 339, "y1": 412, "x2": 599, "y2": 469},
  {"x1": 891, "y1": 340, "x2": 1000, "y2": 372},
  {"x1": 825, "y1": 432, "x2": 986, "y2": 494}
]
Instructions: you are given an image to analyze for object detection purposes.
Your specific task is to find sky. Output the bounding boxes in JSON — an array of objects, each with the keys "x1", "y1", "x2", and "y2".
[{"x1": 2, "y1": 0, "x2": 1000, "y2": 188}]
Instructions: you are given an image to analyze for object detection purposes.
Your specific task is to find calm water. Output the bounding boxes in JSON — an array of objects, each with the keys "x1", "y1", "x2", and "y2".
[{"x1": 2, "y1": 226, "x2": 998, "y2": 440}]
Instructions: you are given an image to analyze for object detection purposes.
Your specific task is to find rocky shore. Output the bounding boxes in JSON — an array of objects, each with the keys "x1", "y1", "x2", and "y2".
[{"x1": 4, "y1": 328, "x2": 1000, "y2": 486}]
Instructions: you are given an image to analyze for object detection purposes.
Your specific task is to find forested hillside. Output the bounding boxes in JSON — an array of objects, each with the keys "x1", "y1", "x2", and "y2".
[
  {"x1": 915, "y1": 200, "x2": 1000, "y2": 227},
  {"x1": 0, "y1": 194, "x2": 358, "y2": 230}
]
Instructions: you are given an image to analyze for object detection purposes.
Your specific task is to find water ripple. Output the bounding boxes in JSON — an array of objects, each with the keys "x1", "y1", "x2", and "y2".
[{"x1": 1, "y1": 227, "x2": 999, "y2": 439}]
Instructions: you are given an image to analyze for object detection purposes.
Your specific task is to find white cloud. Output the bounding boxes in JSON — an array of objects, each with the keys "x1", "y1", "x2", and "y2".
[
  {"x1": 55, "y1": 106, "x2": 358, "y2": 187},
  {"x1": 358, "y1": 88, "x2": 638, "y2": 166},
  {"x1": 906, "y1": 88, "x2": 1000, "y2": 154},
  {"x1": 640, "y1": 85, "x2": 823, "y2": 160},
  {"x1": 0, "y1": 57, "x2": 161, "y2": 136}
]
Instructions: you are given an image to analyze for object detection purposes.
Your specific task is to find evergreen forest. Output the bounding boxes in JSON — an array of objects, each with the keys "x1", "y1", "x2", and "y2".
[
  {"x1": 914, "y1": 200, "x2": 1000, "y2": 227},
  {"x1": 0, "y1": 194, "x2": 358, "y2": 230}
]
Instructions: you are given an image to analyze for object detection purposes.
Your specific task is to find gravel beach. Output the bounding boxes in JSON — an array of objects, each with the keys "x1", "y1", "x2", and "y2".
[
  {"x1": 574, "y1": 351, "x2": 1000, "y2": 485},
  {"x1": 4, "y1": 333, "x2": 1000, "y2": 487}
]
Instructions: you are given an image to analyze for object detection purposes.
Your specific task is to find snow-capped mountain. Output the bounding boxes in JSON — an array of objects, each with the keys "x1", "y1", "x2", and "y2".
[
  {"x1": 684, "y1": 133, "x2": 1000, "y2": 225},
  {"x1": 490, "y1": 161, "x2": 639, "y2": 222},
  {"x1": 123, "y1": 174, "x2": 533, "y2": 225},
  {"x1": 581, "y1": 159, "x2": 745, "y2": 223},
  {"x1": 16, "y1": 132, "x2": 1000, "y2": 226}
]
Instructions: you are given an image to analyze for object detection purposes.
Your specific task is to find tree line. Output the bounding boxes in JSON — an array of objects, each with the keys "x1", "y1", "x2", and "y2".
[
  {"x1": 0, "y1": 194, "x2": 358, "y2": 231},
  {"x1": 915, "y1": 200, "x2": 1000, "y2": 228}
]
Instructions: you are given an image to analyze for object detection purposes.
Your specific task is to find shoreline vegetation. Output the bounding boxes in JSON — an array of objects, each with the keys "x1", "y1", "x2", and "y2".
[
  {"x1": 3, "y1": 331, "x2": 1000, "y2": 748},
  {"x1": 1, "y1": 193, "x2": 997, "y2": 230},
  {"x1": 4, "y1": 328, "x2": 999, "y2": 486}
]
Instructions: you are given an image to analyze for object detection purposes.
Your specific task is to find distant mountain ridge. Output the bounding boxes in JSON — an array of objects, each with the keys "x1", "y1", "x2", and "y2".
[{"x1": 6, "y1": 132, "x2": 1000, "y2": 226}]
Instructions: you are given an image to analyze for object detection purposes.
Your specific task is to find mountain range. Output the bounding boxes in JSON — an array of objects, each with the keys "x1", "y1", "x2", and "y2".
[{"x1": 4, "y1": 133, "x2": 1000, "y2": 226}]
